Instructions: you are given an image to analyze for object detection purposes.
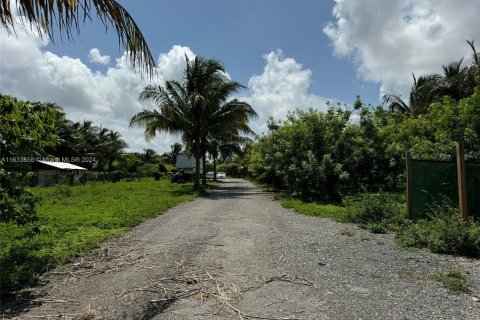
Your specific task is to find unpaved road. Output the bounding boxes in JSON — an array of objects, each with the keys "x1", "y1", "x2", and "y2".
[{"x1": 3, "y1": 179, "x2": 480, "y2": 319}]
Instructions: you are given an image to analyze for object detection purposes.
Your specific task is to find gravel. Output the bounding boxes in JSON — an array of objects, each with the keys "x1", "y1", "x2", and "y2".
[{"x1": 3, "y1": 179, "x2": 479, "y2": 320}]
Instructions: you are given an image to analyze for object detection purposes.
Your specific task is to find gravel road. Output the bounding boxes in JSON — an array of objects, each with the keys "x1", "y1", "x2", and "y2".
[{"x1": 4, "y1": 179, "x2": 480, "y2": 320}]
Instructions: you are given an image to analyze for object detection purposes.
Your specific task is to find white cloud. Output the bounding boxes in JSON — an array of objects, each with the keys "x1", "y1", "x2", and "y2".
[
  {"x1": 0, "y1": 23, "x2": 194, "y2": 153},
  {"x1": 323, "y1": 0, "x2": 480, "y2": 100},
  {"x1": 88, "y1": 48, "x2": 111, "y2": 65},
  {"x1": 241, "y1": 50, "x2": 331, "y2": 133},
  {"x1": 157, "y1": 45, "x2": 195, "y2": 83}
]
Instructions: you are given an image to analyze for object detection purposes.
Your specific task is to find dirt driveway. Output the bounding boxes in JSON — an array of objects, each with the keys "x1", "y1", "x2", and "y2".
[{"x1": 4, "y1": 179, "x2": 480, "y2": 319}]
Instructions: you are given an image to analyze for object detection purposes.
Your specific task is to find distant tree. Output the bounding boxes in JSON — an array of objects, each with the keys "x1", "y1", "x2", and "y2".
[
  {"x1": 141, "y1": 148, "x2": 158, "y2": 164},
  {"x1": 95, "y1": 129, "x2": 127, "y2": 171},
  {"x1": 384, "y1": 40, "x2": 480, "y2": 115},
  {"x1": 169, "y1": 143, "x2": 182, "y2": 164}
]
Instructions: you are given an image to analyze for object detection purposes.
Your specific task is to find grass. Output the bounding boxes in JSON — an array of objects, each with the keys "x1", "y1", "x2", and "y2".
[
  {"x1": 0, "y1": 179, "x2": 208, "y2": 296},
  {"x1": 277, "y1": 196, "x2": 348, "y2": 221},
  {"x1": 435, "y1": 268, "x2": 470, "y2": 293}
]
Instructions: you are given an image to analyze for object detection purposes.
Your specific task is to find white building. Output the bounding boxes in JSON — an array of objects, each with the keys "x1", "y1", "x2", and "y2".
[
  {"x1": 175, "y1": 154, "x2": 203, "y2": 173},
  {"x1": 34, "y1": 161, "x2": 87, "y2": 186}
]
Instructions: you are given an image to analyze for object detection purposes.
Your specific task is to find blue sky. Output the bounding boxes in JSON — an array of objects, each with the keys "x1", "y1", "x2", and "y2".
[
  {"x1": 45, "y1": 0, "x2": 374, "y2": 103},
  {"x1": 1, "y1": 0, "x2": 479, "y2": 152}
]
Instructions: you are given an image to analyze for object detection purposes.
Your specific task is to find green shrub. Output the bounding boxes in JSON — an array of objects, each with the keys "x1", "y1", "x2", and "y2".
[
  {"x1": 52, "y1": 185, "x2": 73, "y2": 198},
  {"x1": 398, "y1": 200, "x2": 480, "y2": 257},
  {"x1": 435, "y1": 268, "x2": 470, "y2": 293},
  {"x1": 347, "y1": 193, "x2": 406, "y2": 233}
]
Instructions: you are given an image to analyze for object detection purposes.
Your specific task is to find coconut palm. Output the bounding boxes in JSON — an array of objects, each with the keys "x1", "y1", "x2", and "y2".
[
  {"x1": 131, "y1": 56, "x2": 257, "y2": 189},
  {"x1": 130, "y1": 79, "x2": 205, "y2": 188},
  {"x1": 201, "y1": 98, "x2": 257, "y2": 184},
  {"x1": 95, "y1": 128, "x2": 127, "y2": 171},
  {"x1": 384, "y1": 40, "x2": 480, "y2": 115},
  {"x1": 1, "y1": 0, "x2": 155, "y2": 75},
  {"x1": 168, "y1": 143, "x2": 182, "y2": 164}
]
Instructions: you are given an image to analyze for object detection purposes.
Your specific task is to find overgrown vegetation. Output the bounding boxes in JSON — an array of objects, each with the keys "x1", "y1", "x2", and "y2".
[
  {"x1": 397, "y1": 200, "x2": 480, "y2": 257},
  {"x1": 347, "y1": 193, "x2": 407, "y2": 233},
  {"x1": 0, "y1": 179, "x2": 203, "y2": 297},
  {"x1": 245, "y1": 47, "x2": 480, "y2": 258},
  {"x1": 435, "y1": 268, "x2": 470, "y2": 293}
]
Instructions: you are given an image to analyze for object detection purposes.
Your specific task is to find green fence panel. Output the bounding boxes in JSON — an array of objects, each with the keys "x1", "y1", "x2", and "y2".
[
  {"x1": 466, "y1": 163, "x2": 480, "y2": 220},
  {"x1": 411, "y1": 160, "x2": 480, "y2": 220}
]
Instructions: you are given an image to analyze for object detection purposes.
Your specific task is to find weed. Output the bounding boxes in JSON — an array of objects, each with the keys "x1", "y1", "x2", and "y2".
[
  {"x1": 347, "y1": 193, "x2": 406, "y2": 233},
  {"x1": 397, "y1": 200, "x2": 480, "y2": 257},
  {"x1": 360, "y1": 235, "x2": 370, "y2": 241},
  {"x1": 435, "y1": 268, "x2": 470, "y2": 293},
  {"x1": 341, "y1": 227, "x2": 354, "y2": 237},
  {"x1": 52, "y1": 185, "x2": 73, "y2": 198}
]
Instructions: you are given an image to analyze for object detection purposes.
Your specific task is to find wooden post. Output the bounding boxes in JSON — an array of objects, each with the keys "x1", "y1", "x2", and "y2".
[
  {"x1": 406, "y1": 151, "x2": 413, "y2": 218},
  {"x1": 456, "y1": 142, "x2": 468, "y2": 219}
]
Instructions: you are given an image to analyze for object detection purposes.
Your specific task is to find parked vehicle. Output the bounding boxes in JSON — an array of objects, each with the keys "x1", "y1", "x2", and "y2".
[
  {"x1": 170, "y1": 169, "x2": 194, "y2": 183},
  {"x1": 206, "y1": 171, "x2": 214, "y2": 179},
  {"x1": 217, "y1": 172, "x2": 226, "y2": 179}
]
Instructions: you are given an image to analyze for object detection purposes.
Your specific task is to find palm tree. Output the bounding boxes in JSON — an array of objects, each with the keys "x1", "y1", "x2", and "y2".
[
  {"x1": 201, "y1": 98, "x2": 257, "y2": 184},
  {"x1": 384, "y1": 40, "x2": 480, "y2": 115},
  {"x1": 95, "y1": 129, "x2": 127, "y2": 171},
  {"x1": 382, "y1": 92, "x2": 411, "y2": 114},
  {"x1": 208, "y1": 134, "x2": 251, "y2": 182},
  {"x1": 168, "y1": 143, "x2": 182, "y2": 164},
  {"x1": 1, "y1": 0, "x2": 155, "y2": 75},
  {"x1": 131, "y1": 56, "x2": 257, "y2": 189},
  {"x1": 466, "y1": 40, "x2": 479, "y2": 67}
]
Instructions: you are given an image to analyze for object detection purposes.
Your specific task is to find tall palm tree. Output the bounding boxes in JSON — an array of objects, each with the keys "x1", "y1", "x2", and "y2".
[
  {"x1": 130, "y1": 79, "x2": 203, "y2": 188},
  {"x1": 1, "y1": 0, "x2": 155, "y2": 75},
  {"x1": 131, "y1": 56, "x2": 257, "y2": 189}
]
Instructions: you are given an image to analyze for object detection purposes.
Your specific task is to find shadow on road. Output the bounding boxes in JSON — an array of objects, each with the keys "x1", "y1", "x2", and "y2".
[
  {"x1": 0, "y1": 290, "x2": 45, "y2": 318},
  {"x1": 205, "y1": 179, "x2": 271, "y2": 200}
]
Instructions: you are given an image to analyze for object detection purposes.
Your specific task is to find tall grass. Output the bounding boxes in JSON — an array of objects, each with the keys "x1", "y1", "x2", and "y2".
[{"x1": 0, "y1": 179, "x2": 201, "y2": 296}]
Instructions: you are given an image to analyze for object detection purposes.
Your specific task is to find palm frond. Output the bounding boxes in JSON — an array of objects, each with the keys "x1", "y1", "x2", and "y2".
[
  {"x1": 382, "y1": 94, "x2": 410, "y2": 114},
  {"x1": 466, "y1": 40, "x2": 479, "y2": 67},
  {"x1": 2, "y1": 0, "x2": 155, "y2": 76}
]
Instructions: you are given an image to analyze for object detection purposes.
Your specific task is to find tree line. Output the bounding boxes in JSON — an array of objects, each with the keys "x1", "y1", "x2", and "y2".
[{"x1": 247, "y1": 42, "x2": 480, "y2": 201}]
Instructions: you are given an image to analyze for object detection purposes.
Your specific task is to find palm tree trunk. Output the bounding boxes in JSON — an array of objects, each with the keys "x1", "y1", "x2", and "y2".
[
  {"x1": 194, "y1": 150, "x2": 201, "y2": 190},
  {"x1": 213, "y1": 156, "x2": 217, "y2": 182},
  {"x1": 202, "y1": 151, "x2": 207, "y2": 185}
]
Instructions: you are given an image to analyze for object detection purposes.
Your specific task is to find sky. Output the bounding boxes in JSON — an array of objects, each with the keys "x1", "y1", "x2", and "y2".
[{"x1": 1, "y1": 0, "x2": 479, "y2": 153}]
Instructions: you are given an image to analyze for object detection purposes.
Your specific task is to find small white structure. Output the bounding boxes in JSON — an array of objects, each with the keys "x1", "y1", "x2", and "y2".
[
  {"x1": 34, "y1": 161, "x2": 87, "y2": 186},
  {"x1": 175, "y1": 154, "x2": 203, "y2": 173}
]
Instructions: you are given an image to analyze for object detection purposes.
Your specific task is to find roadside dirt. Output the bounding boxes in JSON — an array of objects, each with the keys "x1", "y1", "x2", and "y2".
[{"x1": 2, "y1": 179, "x2": 479, "y2": 319}]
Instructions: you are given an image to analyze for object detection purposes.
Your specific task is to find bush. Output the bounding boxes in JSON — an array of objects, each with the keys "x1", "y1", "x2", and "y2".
[
  {"x1": 397, "y1": 201, "x2": 480, "y2": 257},
  {"x1": 347, "y1": 193, "x2": 406, "y2": 233},
  {"x1": 52, "y1": 185, "x2": 73, "y2": 198},
  {"x1": 435, "y1": 268, "x2": 470, "y2": 293}
]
